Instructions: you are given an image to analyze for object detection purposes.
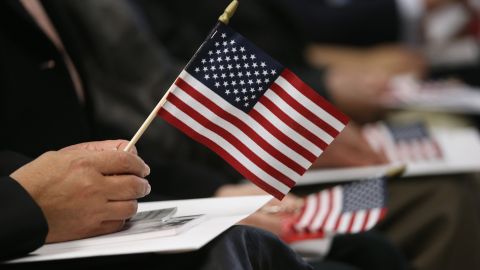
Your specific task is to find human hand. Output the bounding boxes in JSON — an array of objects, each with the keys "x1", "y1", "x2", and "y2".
[
  {"x1": 313, "y1": 122, "x2": 388, "y2": 168},
  {"x1": 10, "y1": 145, "x2": 151, "y2": 243},
  {"x1": 61, "y1": 139, "x2": 137, "y2": 154}
]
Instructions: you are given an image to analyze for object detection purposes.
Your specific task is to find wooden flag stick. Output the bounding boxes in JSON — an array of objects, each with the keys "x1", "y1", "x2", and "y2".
[{"x1": 124, "y1": 0, "x2": 239, "y2": 152}]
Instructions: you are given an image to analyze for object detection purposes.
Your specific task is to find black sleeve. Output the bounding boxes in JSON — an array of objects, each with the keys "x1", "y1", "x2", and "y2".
[{"x1": 0, "y1": 152, "x2": 48, "y2": 261}]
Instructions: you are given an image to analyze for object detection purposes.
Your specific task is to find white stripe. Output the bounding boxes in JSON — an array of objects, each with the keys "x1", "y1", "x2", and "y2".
[
  {"x1": 350, "y1": 210, "x2": 367, "y2": 233},
  {"x1": 376, "y1": 123, "x2": 400, "y2": 162},
  {"x1": 336, "y1": 212, "x2": 352, "y2": 233},
  {"x1": 364, "y1": 208, "x2": 381, "y2": 230},
  {"x1": 179, "y1": 71, "x2": 312, "y2": 169},
  {"x1": 295, "y1": 194, "x2": 318, "y2": 231},
  {"x1": 253, "y1": 103, "x2": 322, "y2": 156},
  {"x1": 263, "y1": 90, "x2": 334, "y2": 144},
  {"x1": 163, "y1": 101, "x2": 290, "y2": 195},
  {"x1": 323, "y1": 187, "x2": 343, "y2": 232},
  {"x1": 308, "y1": 190, "x2": 330, "y2": 232},
  {"x1": 276, "y1": 76, "x2": 345, "y2": 131},
  {"x1": 171, "y1": 88, "x2": 301, "y2": 180}
]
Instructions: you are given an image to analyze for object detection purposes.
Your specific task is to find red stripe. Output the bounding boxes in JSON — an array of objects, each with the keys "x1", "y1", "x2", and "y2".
[
  {"x1": 270, "y1": 83, "x2": 340, "y2": 138},
  {"x1": 175, "y1": 78, "x2": 306, "y2": 175},
  {"x1": 249, "y1": 109, "x2": 317, "y2": 163},
  {"x1": 379, "y1": 208, "x2": 387, "y2": 221},
  {"x1": 281, "y1": 69, "x2": 349, "y2": 125},
  {"x1": 360, "y1": 211, "x2": 371, "y2": 231},
  {"x1": 258, "y1": 95, "x2": 328, "y2": 150},
  {"x1": 346, "y1": 212, "x2": 357, "y2": 233},
  {"x1": 159, "y1": 108, "x2": 286, "y2": 200},
  {"x1": 306, "y1": 193, "x2": 321, "y2": 232},
  {"x1": 167, "y1": 94, "x2": 296, "y2": 189}
]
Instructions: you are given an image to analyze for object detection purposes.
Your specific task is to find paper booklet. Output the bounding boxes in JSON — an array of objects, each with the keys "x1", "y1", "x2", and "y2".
[
  {"x1": 9, "y1": 195, "x2": 272, "y2": 263},
  {"x1": 381, "y1": 74, "x2": 480, "y2": 114},
  {"x1": 298, "y1": 123, "x2": 480, "y2": 186}
]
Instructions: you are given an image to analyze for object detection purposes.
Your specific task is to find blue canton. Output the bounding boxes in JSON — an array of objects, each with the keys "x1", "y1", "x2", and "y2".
[
  {"x1": 185, "y1": 23, "x2": 284, "y2": 113},
  {"x1": 387, "y1": 122, "x2": 430, "y2": 142},
  {"x1": 342, "y1": 178, "x2": 386, "y2": 213}
]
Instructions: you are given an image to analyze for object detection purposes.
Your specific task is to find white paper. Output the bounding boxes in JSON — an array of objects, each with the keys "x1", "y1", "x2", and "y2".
[
  {"x1": 298, "y1": 127, "x2": 480, "y2": 185},
  {"x1": 9, "y1": 195, "x2": 272, "y2": 263}
]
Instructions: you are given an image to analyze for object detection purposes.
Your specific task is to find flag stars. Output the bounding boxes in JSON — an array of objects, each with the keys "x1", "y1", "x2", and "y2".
[
  {"x1": 204, "y1": 74, "x2": 210, "y2": 80},
  {"x1": 243, "y1": 96, "x2": 249, "y2": 101},
  {"x1": 229, "y1": 72, "x2": 235, "y2": 78},
  {"x1": 201, "y1": 59, "x2": 207, "y2": 64},
  {"x1": 208, "y1": 51, "x2": 213, "y2": 56},
  {"x1": 231, "y1": 80, "x2": 237, "y2": 86},
  {"x1": 209, "y1": 58, "x2": 215, "y2": 63},
  {"x1": 250, "y1": 54, "x2": 256, "y2": 60},
  {"x1": 225, "y1": 89, "x2": 231, "y2": 95},
  {"x1": 215, "y1": 42, "x2": 220, "y2": 47},
  {"x1": 271, "y1": 69, "x2": 277, "y2": 75},
  {"x1": 221, "y1": 73, "x2": 227, "y2": 79},
  {"x1": 232, "y1": 47, "x2": 237, "y2": 53},
  {"x1": 221, "y1": 33, "x2": 227, "y2": 38},
  {"x1": 254, "y1": 71, "x2": 260, "y2": 76},
  {"x1": 212, "y1": 74, "x2": 218, "y2": 79},
  {"x1": 235, "y1": 97, "x2": 241, "y2": 102},
  {"x1": 262, "y1": 70, "x2": 268, "y2": 75},
  {"x1": 236, "y1": 64, "x2": 241, "y2": 69},
  {"x1": 225, "y1": 56, "x2": 231, "y2": 62},
  {"x1": 223, "y1": 48, "x2": 229, "y2": 53},
  {"x1": 233, "y1": 89, "x2": 239, "y2": 94},
  {"x1": 256, "y1": 79, "x2": 262, "y2": 84},
  {"x1": 237, "y1": 72, "x2": 243, "y2": 77},
  {"x1": 244, "y1": 103, "x2": 249, "y2": 107},
  {"x1": 223, "y1": 41, "x2": 228, "y2": 46},
  {"x1": 216, "y1": 50, "x2": 221, "y2": 55},
  {"x1": 240, "y1": 47, "x2": 246, "y2": 52},
  {"x1": 239, "y1": 80, "x2": 245, "y2": 85},
  {"x1": 195, "y1": 67, "x2": 200, "y2": 73},
  {"x1": 260, "y1": 62, "x2": 266, "y2": 67},
  {"x1": 242, "y1": 55, "x2": 247, "y2": 60},
  {"x1": 219, "y1": 65, "x2": 225, "y2": 71},
  {"x1": 243, "y1": 63, "x2": 249, "y2": 68},
  {"x1": 227, "y1": 64, "x2": 233, "y2": 70},
  {"x1": 251, "y1": 94, "x2": 256, "y2": 99},
  {"x1": 241, "y1": 88, "x2": 247, "y2": 94},
  {"x1": 252, "y1": 63, "x2": 258, "y2": 68},
  {"x1": 223, "y1": 81, "x2": 229, "y2": 87},
  {"x1": 203, "y1": 67, "x2": 209, "y2": 72},
  {"x1": 233, "y1": 55, "x2": 239, "y2": 61},
  {"x1": 246, "y1": 71, "x2": 251, "y2": 77},
  {"x1": 250, "y1": 87, "x2": 256, "y2": 93},
  {"x1": 217, "y1": 57, "x2": 223, "y2": 62},
  {"x1": 264, "y1": 78, "x2": 270, "y2": 83},
  {"x1": 215, "y1": 82, "x2": 220, "y2": 87},
  {"x1": 210, "y1": 66, "x2": 216, "y2": 71},
  {"x1": 248, "y1": 79, "x2": 253, "y2": 85},
  {"x1": 230, "y1": 40, "x2": 236, "y2": 45}
]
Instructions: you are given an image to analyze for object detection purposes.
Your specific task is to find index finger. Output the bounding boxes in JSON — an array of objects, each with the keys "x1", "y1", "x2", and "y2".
[{"x1": 91, "y1": 150, "x2": 150, "y2": 177}]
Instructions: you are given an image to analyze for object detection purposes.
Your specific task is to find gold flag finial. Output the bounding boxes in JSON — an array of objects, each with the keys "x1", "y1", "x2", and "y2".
[
  {"x1": 385, "y1": 165, "x2": 407, "y2": 179},
  {"x1": 218, "y1": 0, "x2": 239, "y2": 25}
]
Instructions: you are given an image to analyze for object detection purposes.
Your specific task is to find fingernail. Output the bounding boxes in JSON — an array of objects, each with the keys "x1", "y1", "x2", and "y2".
[
  {"x1": 145, "y1": 183, "x2": 151, "y2": 195},
  {"x1": 144, "y1": 164, "x2": 151, "y2": 177}
]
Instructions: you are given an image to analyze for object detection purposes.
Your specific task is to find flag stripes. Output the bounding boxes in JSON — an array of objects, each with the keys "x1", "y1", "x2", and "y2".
[{"x1": 159, "y1": 70, "x2": 346, "y2": 199}]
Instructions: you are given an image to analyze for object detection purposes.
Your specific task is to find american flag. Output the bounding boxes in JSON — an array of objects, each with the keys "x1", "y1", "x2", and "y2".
[
  {"x1": 284, "y1": 177, "x2": 386, "y2": 242},
  {"x1": 363, "y1": 122, "x2": 443, "y2": 163},
  {"x1": 158, "y1": 23, "x2": 348, "y2": 199}
]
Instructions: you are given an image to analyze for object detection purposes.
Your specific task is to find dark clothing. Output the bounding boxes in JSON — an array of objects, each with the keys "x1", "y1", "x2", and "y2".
[{"x1": 3, "y1": 226, "x2": 313, "y2": 270}]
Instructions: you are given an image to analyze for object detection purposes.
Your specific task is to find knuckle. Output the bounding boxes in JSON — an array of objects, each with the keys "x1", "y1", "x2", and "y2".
[{"x1": 127, "y1": 176, "x2": 145, "y2": 197}]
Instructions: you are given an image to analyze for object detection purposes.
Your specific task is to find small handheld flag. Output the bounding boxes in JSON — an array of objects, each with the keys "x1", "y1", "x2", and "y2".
[
  {"x1": 126, "y1": 1, "x2": 348, "y2": 200},
  {"x1": 282, "y1": 176, "x2": 387, "y2": 243}
]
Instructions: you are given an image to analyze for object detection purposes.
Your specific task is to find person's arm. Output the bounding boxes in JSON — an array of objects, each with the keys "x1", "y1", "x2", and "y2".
[{"x1": 0, "y1": 151, "x2": 48, "y2": 260}]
